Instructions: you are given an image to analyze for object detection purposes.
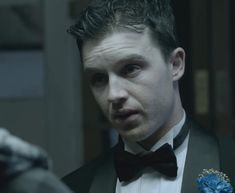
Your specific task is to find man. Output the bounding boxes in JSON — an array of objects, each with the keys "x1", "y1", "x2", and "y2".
[
  {"x1": 0, "y1": 128, "x2": 73, "y2": 193},
  {"x1": 63, "y1": 0, "x2": 220, "y2": 192}
]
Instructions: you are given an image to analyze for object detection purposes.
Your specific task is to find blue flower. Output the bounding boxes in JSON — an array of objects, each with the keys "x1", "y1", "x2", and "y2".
[{"x1": 197, "y1": 169, "x2": 233, "y2": 193}]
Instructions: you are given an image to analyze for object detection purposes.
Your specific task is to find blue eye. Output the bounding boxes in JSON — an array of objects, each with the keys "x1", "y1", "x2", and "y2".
[
  {"x1": 121, "y1": 64, "x2": 141, "y2": 77},
  {"x1": 90, "y1": 73, "x2": 108, "y2": 87}
]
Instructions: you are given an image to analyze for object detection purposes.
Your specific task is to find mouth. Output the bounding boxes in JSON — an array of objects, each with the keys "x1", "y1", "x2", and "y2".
[{"x1": 112, "y1": 109, "x2": 140, "y2": 122}]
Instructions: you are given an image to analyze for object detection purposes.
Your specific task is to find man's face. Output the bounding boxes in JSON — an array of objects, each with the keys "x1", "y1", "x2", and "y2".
[{"x1": 83, "y1": 29, "x2": 183, "y2": 143}]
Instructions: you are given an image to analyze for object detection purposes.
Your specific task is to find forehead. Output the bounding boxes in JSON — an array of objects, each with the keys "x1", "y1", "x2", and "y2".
[{"x1": 82, "y1": 29, "x2": 163, "y2": 68}]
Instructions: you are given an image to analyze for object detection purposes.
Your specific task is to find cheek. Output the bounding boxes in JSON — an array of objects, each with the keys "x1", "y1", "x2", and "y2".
[
  {"x1": 93, "y1": 91, "x2": 109, "y2": 113},
  {"x1": 138, "y1": 73, "x2": 174, "y2": 113}
]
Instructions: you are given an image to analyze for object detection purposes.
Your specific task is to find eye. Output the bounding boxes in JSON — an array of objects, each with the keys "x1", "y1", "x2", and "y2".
[
  {"x1": 89, "y1": 72, "x2": 108, "y2": 88},
  {"x1": 121, "y1": 64, "x2": 142, "y2": 77}
]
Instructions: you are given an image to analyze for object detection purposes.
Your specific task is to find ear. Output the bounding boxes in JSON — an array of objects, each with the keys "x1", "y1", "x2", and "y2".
[{"x1": 169, "y1": 47, "x2": 185, "y2": 81}]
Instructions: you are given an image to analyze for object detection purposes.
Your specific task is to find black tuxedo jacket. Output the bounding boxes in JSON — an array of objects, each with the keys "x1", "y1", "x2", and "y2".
[{"x1": 63, "y1": 119, "x2": 220, "y2": 193}]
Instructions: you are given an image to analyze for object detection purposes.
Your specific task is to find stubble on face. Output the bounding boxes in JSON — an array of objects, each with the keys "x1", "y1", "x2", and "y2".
[{"x1": 83, "y1": 29, "x2": 184, "y2": 149}]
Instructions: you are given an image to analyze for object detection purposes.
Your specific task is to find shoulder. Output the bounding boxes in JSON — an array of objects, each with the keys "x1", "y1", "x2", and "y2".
[
  {"x1": 188, "y1": 118, "x2": 219, "y2": 147},
  {"x1": 1, "y1": 168, "x2": 73, "y2": 193},
  {"x1": 186, "y1": 118, "x2": 220, "y2": 166},
  {"x1": 62, "y1": 147, "x2": 116, "y2": 193}
]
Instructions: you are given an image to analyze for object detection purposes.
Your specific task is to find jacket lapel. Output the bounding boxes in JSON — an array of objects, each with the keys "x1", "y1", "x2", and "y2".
[
  {"x1": 89, "y1": 153, "x2": 117, "y2": 193},
  {"x1": 181, "y1": 120, "x2": 220, "y2": 193}
]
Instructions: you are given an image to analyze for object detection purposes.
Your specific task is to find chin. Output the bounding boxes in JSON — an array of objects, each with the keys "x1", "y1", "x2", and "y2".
[{"x1": 120, "y1": 129, "x2": 150, "y2": 143}]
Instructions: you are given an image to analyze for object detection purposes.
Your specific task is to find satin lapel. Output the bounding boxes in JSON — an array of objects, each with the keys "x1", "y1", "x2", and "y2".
[
  {"x1": 89, "y1": 154, "x2": 117, "y2": 193},
  {"x1": 181, "y1": 120, "x2": 220, "y2": 193}
]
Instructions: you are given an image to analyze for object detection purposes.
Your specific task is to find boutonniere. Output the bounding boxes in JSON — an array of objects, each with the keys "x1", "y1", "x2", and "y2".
[{"x1": 197, "y1": 169, "x2": 233, "y2": 193}]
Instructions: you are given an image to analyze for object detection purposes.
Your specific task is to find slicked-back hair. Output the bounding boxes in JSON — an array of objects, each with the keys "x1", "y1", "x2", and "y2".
[{"x1": 69, "y1": 0, "x2": 179, "y2": 61}]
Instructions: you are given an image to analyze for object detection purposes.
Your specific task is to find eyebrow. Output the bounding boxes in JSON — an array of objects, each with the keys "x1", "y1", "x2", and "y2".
[
  {"x1": 116, "y1": 54, "x2": 146, "y2": 64},
  {"x1": 84, "y1": 54, "x2": 146, "y2": 75},
  {"x1": 84, "y1": 68, "x2": 104, "y2": 78}
]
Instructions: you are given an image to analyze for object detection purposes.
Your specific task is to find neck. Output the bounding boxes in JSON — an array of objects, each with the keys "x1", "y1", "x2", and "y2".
[{"x1": 139, "y1": 90, "x2": 184, "y2": 150}]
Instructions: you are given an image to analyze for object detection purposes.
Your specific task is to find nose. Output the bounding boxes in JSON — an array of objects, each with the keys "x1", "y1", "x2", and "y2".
[{"x1": 107, "y1": 77, "x2": 128, "y2": 107}]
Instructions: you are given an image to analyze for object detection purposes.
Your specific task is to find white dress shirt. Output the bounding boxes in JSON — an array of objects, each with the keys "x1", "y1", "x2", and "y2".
[{"x1": 116, "y1": 112, "x2": 189, "y2": 193}]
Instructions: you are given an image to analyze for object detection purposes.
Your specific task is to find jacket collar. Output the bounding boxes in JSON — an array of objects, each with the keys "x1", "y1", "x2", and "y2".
[{"x1": 181, "y1": 120, "x2": 220, "y2": 193}]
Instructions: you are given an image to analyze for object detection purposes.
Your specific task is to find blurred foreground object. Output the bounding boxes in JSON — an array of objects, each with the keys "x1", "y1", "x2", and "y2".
[{"x1": 0, "y1": 128, "x2": 73, "y2": 193}]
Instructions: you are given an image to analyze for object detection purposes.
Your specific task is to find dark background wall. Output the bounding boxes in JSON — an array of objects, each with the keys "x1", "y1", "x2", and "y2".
[{"x1": 0, "y1": 0, "x2": 84, "y2": 177}]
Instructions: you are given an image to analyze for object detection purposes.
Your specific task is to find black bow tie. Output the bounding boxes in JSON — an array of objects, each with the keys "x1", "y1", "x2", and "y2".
[
  {"x1": 114, "y1": 143, "x2": 177, "y2": 182},
  {"x1": 114, "y1": 119, "x2": 190, "y2": 182}
]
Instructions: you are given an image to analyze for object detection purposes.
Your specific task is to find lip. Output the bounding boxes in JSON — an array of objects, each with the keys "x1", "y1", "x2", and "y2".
[{"x1": 112, "y1": 109, "x2": 140, "y2": 122}]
